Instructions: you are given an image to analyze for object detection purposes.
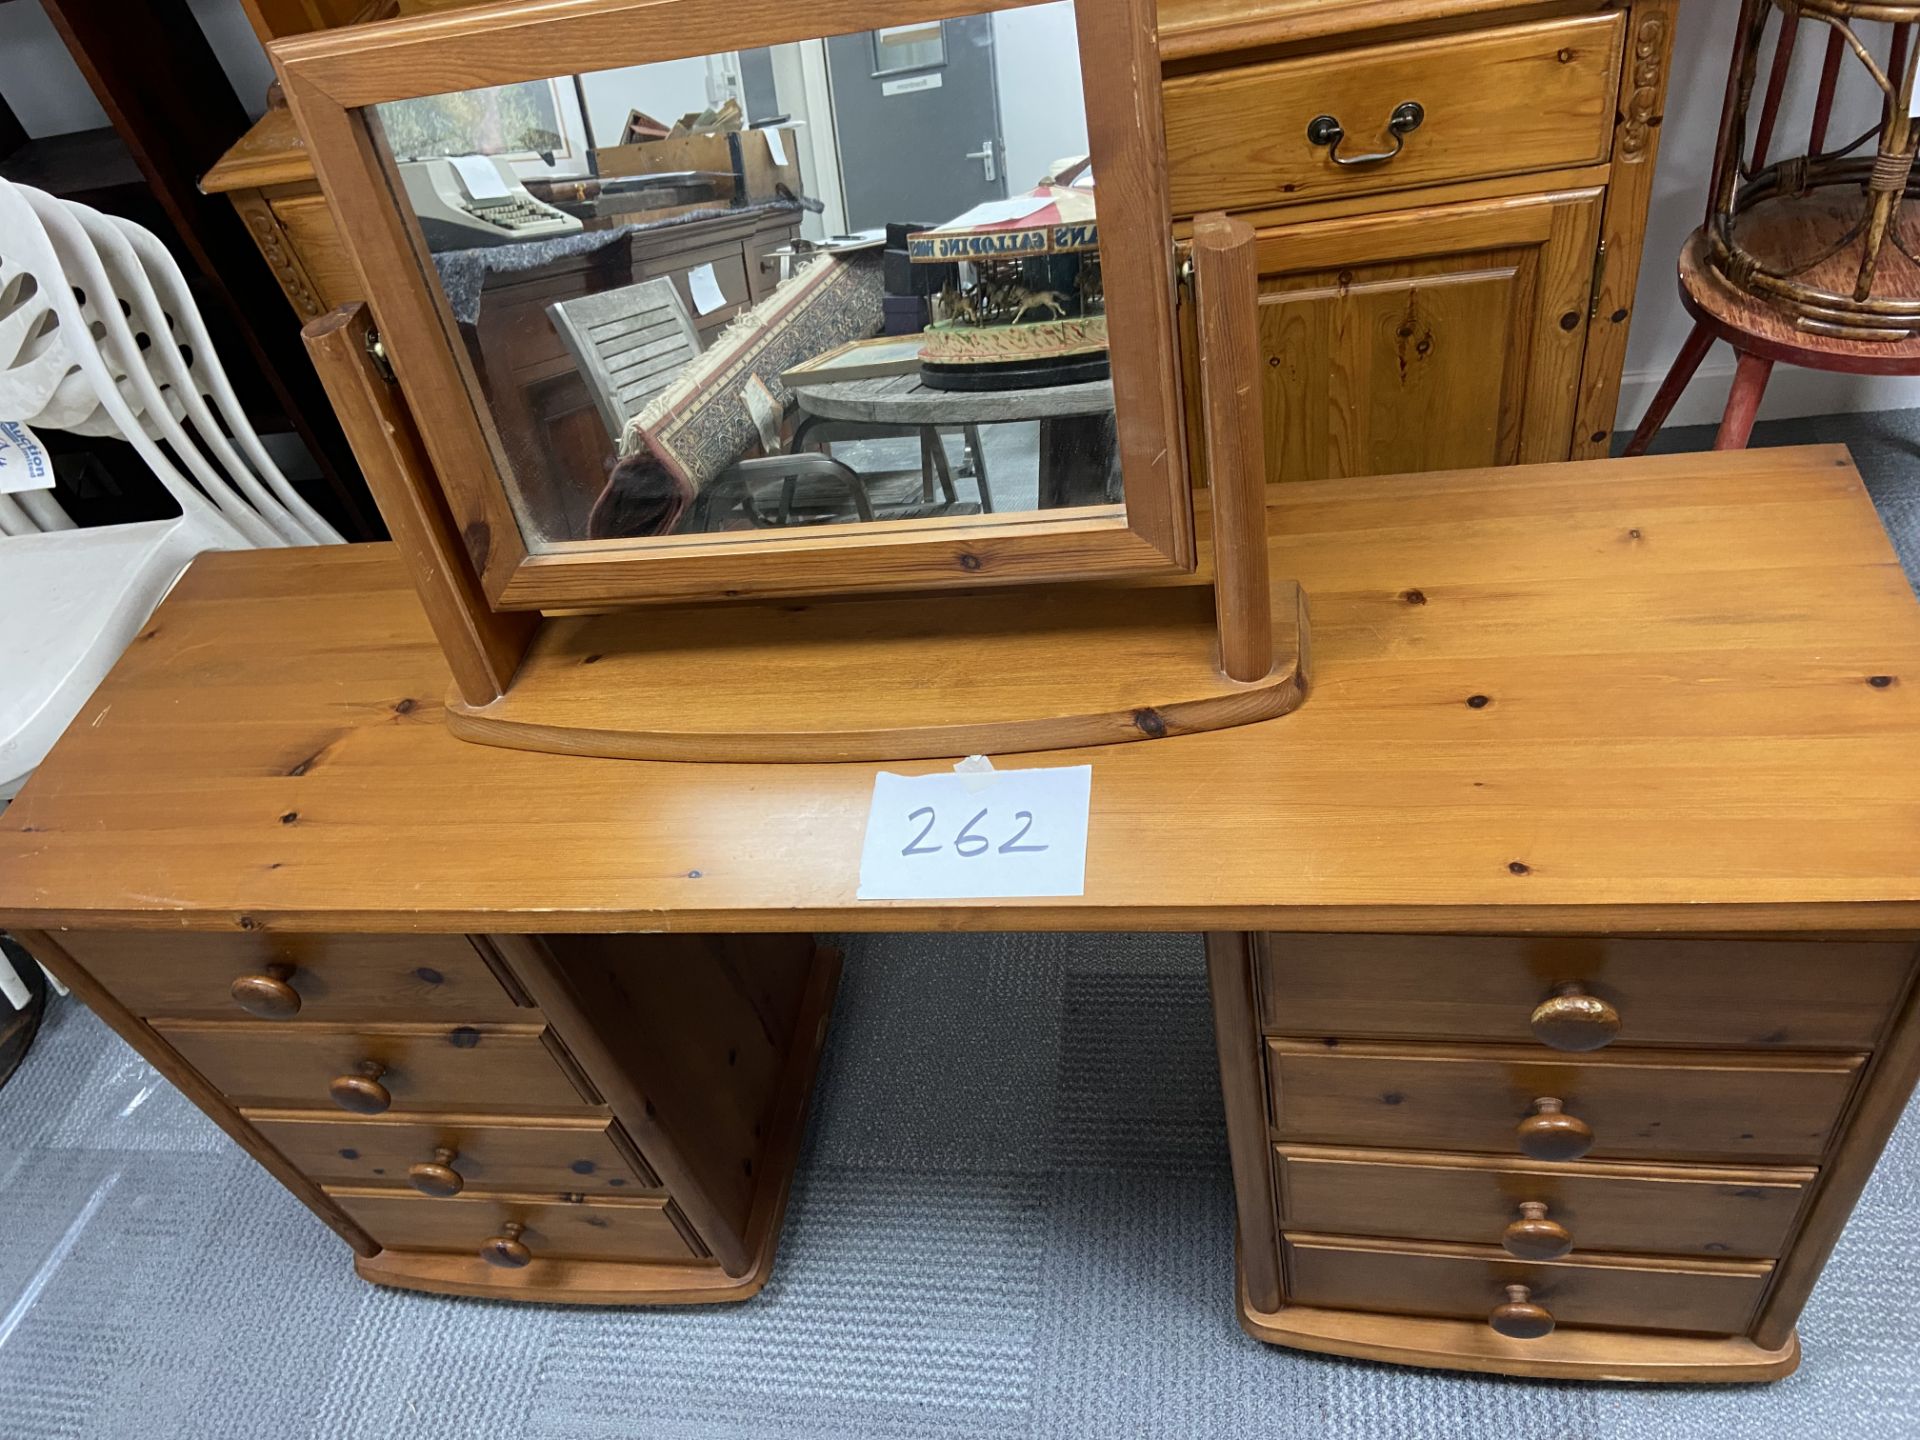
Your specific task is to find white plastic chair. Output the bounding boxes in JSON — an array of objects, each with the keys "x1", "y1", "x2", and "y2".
[{"x1": 0, "y1": 178, "x2": 339, "y2": 799}]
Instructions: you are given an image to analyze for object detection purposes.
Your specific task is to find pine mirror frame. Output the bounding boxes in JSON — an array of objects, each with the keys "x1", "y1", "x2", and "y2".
[{"x1": 274, "y1": 0, "x2": 1192, "y2": 611}]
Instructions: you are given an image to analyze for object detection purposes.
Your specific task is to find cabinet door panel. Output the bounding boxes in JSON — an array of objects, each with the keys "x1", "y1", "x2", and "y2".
[{"x1": 1212, "y1": 191, "x2": 1602, "y2": 486}]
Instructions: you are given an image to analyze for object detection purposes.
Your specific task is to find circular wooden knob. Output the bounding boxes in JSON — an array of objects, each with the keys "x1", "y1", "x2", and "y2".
[
  {"x1": 1530, "y1": 983, "x2": 1620, "y2": 1051},
  {"x1": 480, "y1": 1220, "x2": 531, "y2": 1269},
  {"x1": 408, "y1": 1147, "x2": 464, "y2": 1197},
  {"x1": 230, "y1": 962, "x2": 300, "y2": 1018},
  {"x1": 1502, "y1": 1201, "x2": 1573, "y2": 1260},
  {"x1": 1517, "y1": 1097, "x2": 1594, "y2": 1161},
  {"x1": 1490, "y1": 1283, "x2": 1555, "y2": 1339},
  {"x1": 327, "y1": 1060, "x2": 391, "y2": 1115}
]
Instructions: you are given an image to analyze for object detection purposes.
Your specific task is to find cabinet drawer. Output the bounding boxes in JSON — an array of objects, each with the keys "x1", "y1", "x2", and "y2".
[
  {"x1": 1268, "y1": 1040, "x2": 1861, "y2": 1163},
  {"x1": 62, "y1": 931, "x2": 528, "y2": 1024},
  {"x1": 1275, "y1": 1146, "x2": 1814, "y2": 1260},
  {"x1": 330, "y1": 1188, "x2": 701, "y2": 1265},
  {"x1": 1285, "y1": 1233, "x2": 1771, "y2": 1337},
  {"x1": 1163, "y1": 13, "x2": 1623, "y2": 215},
  {"x1": 250, "y1": 1112, "x2": 658, "y2": 1195},
  {"x1": 156, "y1": 1021, "x2": 598, "y2": 1115},
  {"x1": 1259, "y1": 933, "x2": 1913, "y2": 1051}
]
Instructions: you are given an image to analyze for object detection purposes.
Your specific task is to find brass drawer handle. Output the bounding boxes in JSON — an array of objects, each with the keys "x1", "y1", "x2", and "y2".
[
  {"x1": 1531, "y1": 983, "x2": 1620, "y2": 1051},
  {"x1": 1502, "y1": 1200, "x2": 1573, "y2": 1260},
  {"x1": 481, "y1": 1220, "x2": 532, "y2": 1269},
  {"x1": 1517, "y1": 1096, "x2": 1594, "y2": 1161},
  {"x1": 1490, "y1": 1283, "x2": 1555, "y2": 1339},
  {"x1": 230, "y1": 962, "x2": 301, "y2": 1018},
  {"x1": 1305, "y1": 101, "x2": 1425, "y2": 167},
  {"x1": 328, "y1": 1059, "x2": 391, "y2": 1115},
  {"x1": 409, "y1": 1147, "x2": 465, "y2": 1197}
]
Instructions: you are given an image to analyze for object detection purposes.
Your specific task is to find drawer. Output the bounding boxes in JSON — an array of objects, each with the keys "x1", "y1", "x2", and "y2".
[
  {"x1": 1162, "y1": 13, "x2": 1624, "y2": 215},
  {"x1": 269, "y1": 192, "x2": 363, "y2": 309},
  {"x1": 155, "y1": 1021, "x2": 599, "y2": 1115},
  {"x1": 1275, "y1": 1145, "x2": 1814, "y2": 1260},
  {"x1": 61, "y1": 931, "x2": 529, "y2": 1023},
  {"x1": 1285, "y1": 1232, "x2": 1771, "y2": 1337},
  {"x1": 330, "y1": 1188, "x2": 701, "y2": 1265},
  {"x1": 1267, "y1": 1040, "x2": 1861, "y2": 1164},
  {"x1": 1259, "y1": 933, "x2": 1914, "y2": 1052},
  {"x1": 250, "y1": 1112, "x2": 658, "y2": 1196}
]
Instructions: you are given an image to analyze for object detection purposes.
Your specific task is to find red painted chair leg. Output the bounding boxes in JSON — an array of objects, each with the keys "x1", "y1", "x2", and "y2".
[
  {"x1": 1623, "y1": 321, "x2": 1716, "y2": 456},
  {"x1": 1714, "y1": 351, "x2": 1775, "y2": 450}
]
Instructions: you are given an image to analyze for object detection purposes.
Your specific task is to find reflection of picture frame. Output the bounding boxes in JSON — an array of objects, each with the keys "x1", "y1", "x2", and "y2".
[
  {"x1": 779, "y1": 334, "x2": 924, "y2": 386},
  {"x1": 374, "y1": 77, "x2": 591, "y2": 178}
]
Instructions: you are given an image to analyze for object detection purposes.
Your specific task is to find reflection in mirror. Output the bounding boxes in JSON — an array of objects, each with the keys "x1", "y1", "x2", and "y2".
[{"x1": 369, "y1": 3, "x2": 1118, "y2": 551}]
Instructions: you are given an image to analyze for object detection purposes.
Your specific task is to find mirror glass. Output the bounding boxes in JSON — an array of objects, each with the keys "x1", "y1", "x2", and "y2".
[{"x1": 369, "y1": 2, "x2": 1118, "y2": 551}]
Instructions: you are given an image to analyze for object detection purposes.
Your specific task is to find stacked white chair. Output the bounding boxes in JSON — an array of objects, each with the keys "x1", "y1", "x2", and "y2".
[{"x1": 0, "y1": 177, "x2": 343, "y2": 807}]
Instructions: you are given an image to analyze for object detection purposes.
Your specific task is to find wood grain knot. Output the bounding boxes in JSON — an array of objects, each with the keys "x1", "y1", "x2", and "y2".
[
  {"x1": 279, "y1": 811, "x2": 299, "y2": 825},
  {"x1": 1466, "y1": 695, "x2": 1490, "y2": 709},
  {"x1": 1400, "y1": 589, "x2": 1427, "y2": 605},
  {"x1": 1868, "y1": 674, "x2": 1896, "y2": 688},
  {"x1": 1133, "y1": 708, "x2": 1169, "y2": 737},
  {"x1": 462, "y1": 520, "x2": 491, "y2": 572},
  {"x1": 1508, "y1": 860, "x2": 1531, "y2": 875}
]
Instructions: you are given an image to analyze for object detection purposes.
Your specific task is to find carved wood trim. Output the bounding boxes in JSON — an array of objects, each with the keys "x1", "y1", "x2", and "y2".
[{"x1": 229, "y1": 189, "x2": 326, "y2": 320}]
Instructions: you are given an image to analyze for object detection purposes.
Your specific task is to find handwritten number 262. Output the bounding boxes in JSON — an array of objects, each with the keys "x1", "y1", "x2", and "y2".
[{"x1": 902, "y1": 806, "x2": 1048, "y2": 857}]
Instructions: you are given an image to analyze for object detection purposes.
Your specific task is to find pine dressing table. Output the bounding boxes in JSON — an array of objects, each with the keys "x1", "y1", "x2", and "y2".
[{"x1": 4, "y1": 446, "x2": 1920, "y2": 1384}]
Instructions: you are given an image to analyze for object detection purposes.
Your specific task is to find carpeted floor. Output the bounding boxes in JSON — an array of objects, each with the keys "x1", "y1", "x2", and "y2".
[{"x1": 2, "y1": 413, "x2": 1917, "y2": 1439}]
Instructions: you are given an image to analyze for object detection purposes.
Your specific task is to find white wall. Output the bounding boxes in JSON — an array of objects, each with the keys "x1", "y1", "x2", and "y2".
[
  {"x1": 576, "y1": 58, "x2": 717, "y2": 149},
  {"x1": 993, "y1": 1, "x2": 1088, "y2": 192},
  {"x1": 0, "y1": 4, "x2": 109, "y2": 135},
  {"x1": 0, "y1": 0, "x2": 278, "y2": 138},
  {"x1": 1619, "y1": 3, "x2": 1920, "y2": 427}
]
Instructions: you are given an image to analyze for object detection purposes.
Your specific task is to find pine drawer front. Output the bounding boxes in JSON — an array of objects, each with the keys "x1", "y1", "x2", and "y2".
[
  {"x1": 249, "y1": 1112, "x2": 659, "y2": 1196},
  {"x1": 155, "y1": 1021, "x2": 599, "y2": 1115},
  {"x1": 1162, "y1": 13, "x2": 1624, "y2": 216},
  {"x1": 1275, "y1": 1146, "x2": 1814, "y2": 1260},
  {"x1": 60, "y1": 931, "x2": 528, "y2": 1023},
  {"x1": 1258, "y1": 934, "x2": 1912, "y2": 1052},
  {"x1": 1266, "y1": 1040, "x2": 1862, "y2": 1164},
  {"x1": 330, "y1": 1189, "x2": 702, "y2": 1265},
  {"x1": 1284, "y1": 1233, "x2": 1772, "y2": 1337}
]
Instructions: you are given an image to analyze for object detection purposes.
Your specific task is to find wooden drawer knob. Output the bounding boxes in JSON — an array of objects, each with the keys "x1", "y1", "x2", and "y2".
[
  {"x1": 1502, "y1": 1201, "x2": 1573, "y2": 1260},
  {"x1": 1490, "y1": 1283, "x2": 1555, "y2": 1340},
  {"x1": 480, "y1": 1220, "x2": 532, "y2": 1269},
  {"x1": 1517, "y1": 1097, "x2": 1594, "y2": 1161},
  {"x1": 408, "y1": 1147, "x2": 464, "y2": 1198},
  {"x1": 1530, "y1": 983, "x2": 1620, "y2": 1051},
  {"x1": 230, "y1": 962, "x2": 300, "y2": 1018},
  {"x1": 328, "y1": 1060, "x2": 391, "y2": 1115}
]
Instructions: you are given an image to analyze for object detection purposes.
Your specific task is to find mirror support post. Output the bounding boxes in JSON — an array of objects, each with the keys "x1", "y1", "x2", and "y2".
[
  {"x1": 1190, "y1": 213, "x2": 1275, "y2": 684},
  {"x1": 304, "y1": 303, "x2": 536, "y2": 707}
]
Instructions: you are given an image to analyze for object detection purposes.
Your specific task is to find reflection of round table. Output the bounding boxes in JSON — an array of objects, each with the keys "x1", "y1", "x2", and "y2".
[{"x1": 788, "y1": 372, "x2": 1117, "y2": 509}]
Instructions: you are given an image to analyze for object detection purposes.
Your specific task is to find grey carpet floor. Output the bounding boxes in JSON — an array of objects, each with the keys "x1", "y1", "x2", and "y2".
[{"x1": 3, "y1": 411, "x2": 1919, "y2": 1439}]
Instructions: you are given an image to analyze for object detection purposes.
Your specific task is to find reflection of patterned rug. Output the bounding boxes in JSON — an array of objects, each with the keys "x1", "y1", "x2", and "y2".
[{"x1": 589, "y1": 253, "x2": 883, "y2": 539}]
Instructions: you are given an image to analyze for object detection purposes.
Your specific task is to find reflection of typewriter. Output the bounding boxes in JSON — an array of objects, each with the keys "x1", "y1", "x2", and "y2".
[{"x1": 398, "y1": 155, "x2": 584, "y2": 250}]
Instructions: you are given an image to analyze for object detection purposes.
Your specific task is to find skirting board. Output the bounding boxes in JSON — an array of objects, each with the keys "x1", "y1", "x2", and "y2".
[{"x1": 1615, "y1": 359, "x2": 1920, "y2": 433}]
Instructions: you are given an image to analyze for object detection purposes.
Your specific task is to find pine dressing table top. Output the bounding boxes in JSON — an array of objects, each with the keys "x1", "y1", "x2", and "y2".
[{"x1": 3, "y1": 447, "x2": 1918, "y2": 937}]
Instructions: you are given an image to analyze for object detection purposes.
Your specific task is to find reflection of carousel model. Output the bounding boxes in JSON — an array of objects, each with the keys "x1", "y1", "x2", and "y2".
[{"x1": 909, "y1": 178, "x2": 1105, "y2": 391}]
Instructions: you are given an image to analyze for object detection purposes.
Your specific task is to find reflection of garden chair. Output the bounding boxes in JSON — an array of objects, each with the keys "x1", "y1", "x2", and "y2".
[{"x1": 548, "y1": 277, "x2": 980, "y2": 530}]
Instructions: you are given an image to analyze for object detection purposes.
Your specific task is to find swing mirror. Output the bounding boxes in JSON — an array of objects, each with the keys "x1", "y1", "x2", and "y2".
[{"x1": 276, "y1": 0, "x2": 1188, "y2": 610}]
